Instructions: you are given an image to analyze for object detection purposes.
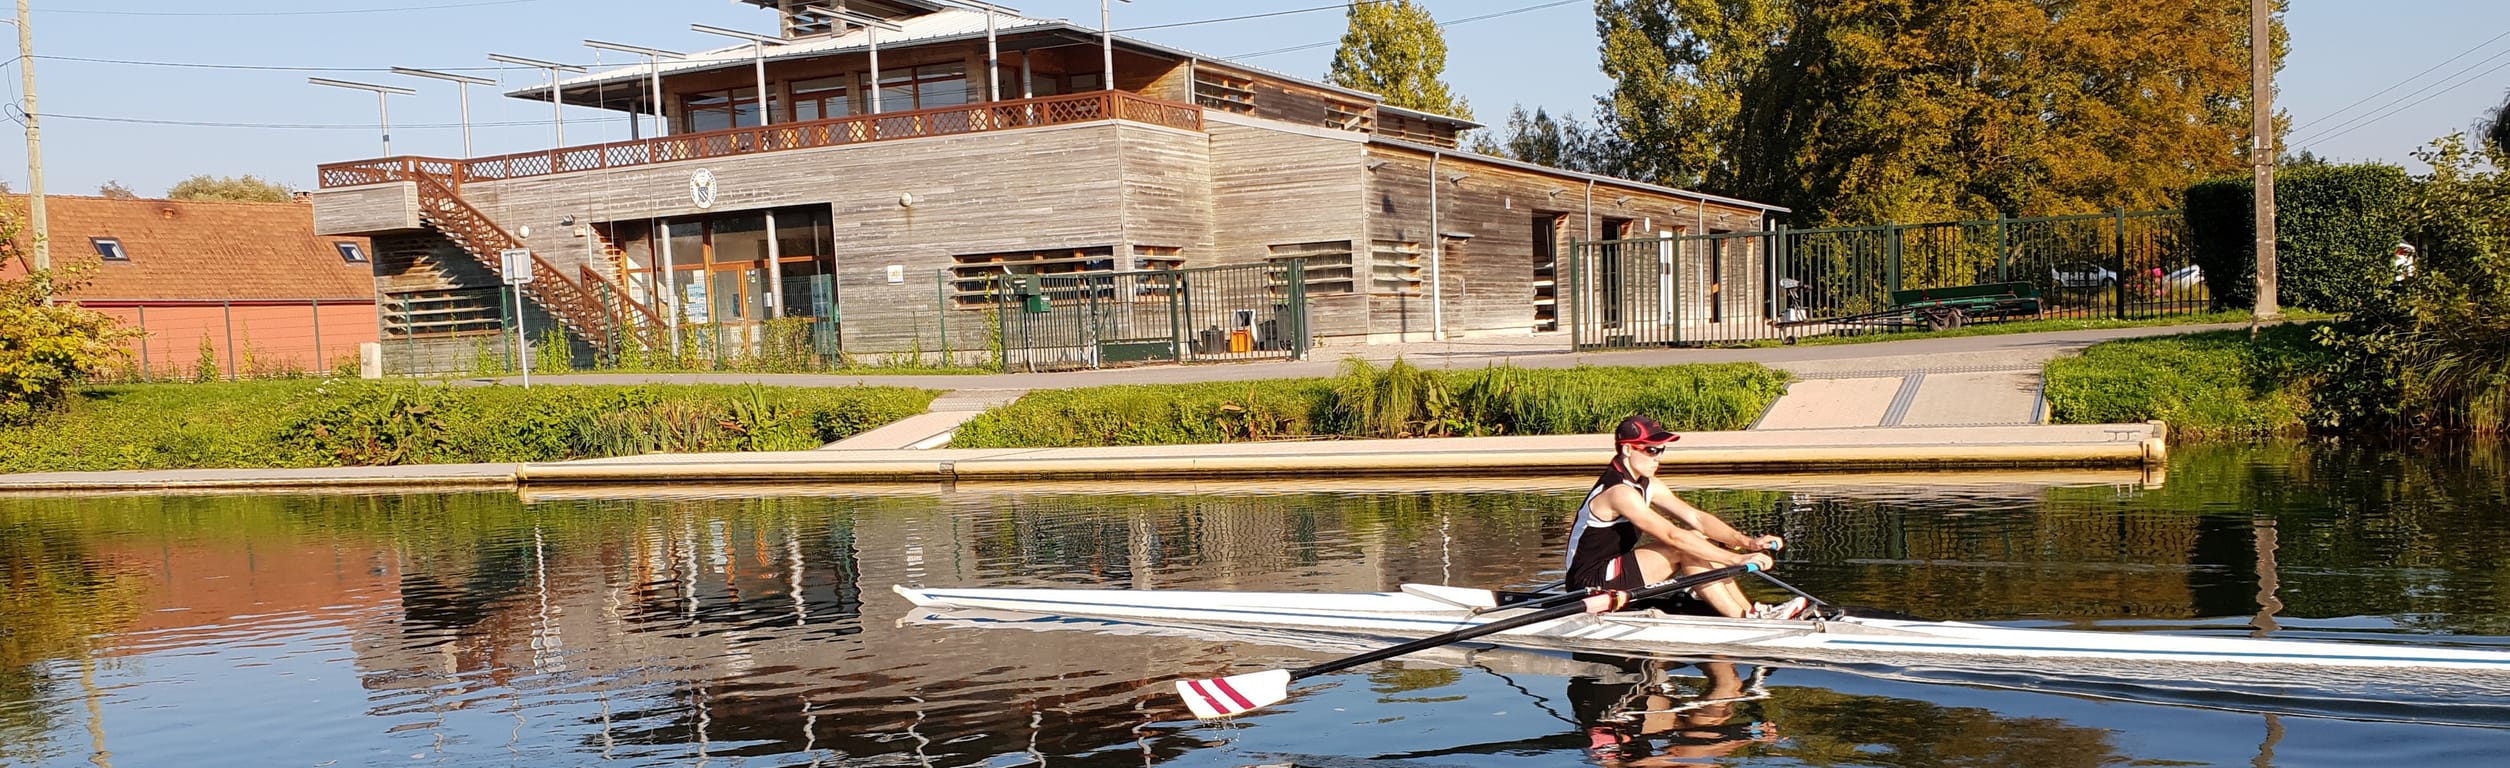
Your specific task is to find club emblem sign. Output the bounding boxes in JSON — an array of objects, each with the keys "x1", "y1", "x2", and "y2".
[{"x1": 690, "y1": 168, "x2": 719, "y2": 209}]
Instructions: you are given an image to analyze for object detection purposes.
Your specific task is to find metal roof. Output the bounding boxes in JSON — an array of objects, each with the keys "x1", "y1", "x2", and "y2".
[{"x1": 1369, "y1": 136, "x2": 1791, "y2": 215}]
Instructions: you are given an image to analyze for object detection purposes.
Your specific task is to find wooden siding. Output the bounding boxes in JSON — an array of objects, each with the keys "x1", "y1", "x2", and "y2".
[
  {"x1": 312, "y1": 183, "x2": 419, "y2": 236},
  {"x1": 1365, "y1": 147, "x2": 1771, "y2": 338},
  {"x1": 454, "y1": 121, "x2": 1191, "y2": 356},
  {"x1": 1204, "y1": 118, "x2": 1370, "y2": 337},
  {"x1": 372, "y1": 230, "x2": 493, "y2": 295}
]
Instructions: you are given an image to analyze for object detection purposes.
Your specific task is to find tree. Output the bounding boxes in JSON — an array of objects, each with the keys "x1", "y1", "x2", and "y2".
[
  {"x1": 96, "y1": 180, "x2": 139, "y2": 200},
  {"x1": 0, "y1": 206, "x2": 140, "y2": 424},
  {"x1": 2482, "y1": 91, "x2": 2510, "y2": 153},
  {"x1": 1326, "y1": 0, "x2": 1473, "y2": 120},
  {"x1": 165, "y1": 174, "x2": 293, "y2": 203},
  {"x1": 1594, "y1": 0, "x2": 2280, "y2": 223},
  {"x1": 1480, "y1": 104, "x2": 1622, "y2": 175}
]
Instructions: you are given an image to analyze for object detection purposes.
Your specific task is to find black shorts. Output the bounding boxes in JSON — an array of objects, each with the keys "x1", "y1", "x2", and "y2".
[{"x1": 1569, "y1": 551, "x2": 1647, "y2": 592}]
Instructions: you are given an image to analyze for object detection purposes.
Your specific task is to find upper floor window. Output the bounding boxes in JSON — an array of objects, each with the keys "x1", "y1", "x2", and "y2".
[
  {"x1": 792, "y1": 75, "x2": 855, "y2": 122},
  {"x1": 92, "y1": 237, "x2": 128, "y2": 261},
  {"x1": 1194, "y1": 70, "x2": 1255, "y2": 114},
  {"x1": 878, "y1": 63, "x2": 970, "y2": 112},
  {"x1": 683, "y1": 87, "x2": 766, "y2": 133}
]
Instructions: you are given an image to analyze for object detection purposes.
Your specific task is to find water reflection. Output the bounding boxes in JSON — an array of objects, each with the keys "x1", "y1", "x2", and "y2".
[{"x1": 0, "y1": 441, "x2": 2507, "y2": 766}]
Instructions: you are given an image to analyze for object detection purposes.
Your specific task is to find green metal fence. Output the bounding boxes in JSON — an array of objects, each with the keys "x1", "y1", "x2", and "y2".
[
  {"x1": 1569, "y1": 209, "x2": 2206, "y2": 350},
  {"x1": 980, "y1": 260, "x2": 1311, "y2": 372}
]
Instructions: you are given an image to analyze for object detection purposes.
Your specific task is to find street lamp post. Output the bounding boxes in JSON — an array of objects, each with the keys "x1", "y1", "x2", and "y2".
[
  {"x1": 390, "y1": 67, "x2": 495, "y2": 158},
  {"x1": 486, "y1": 53, "x2": 587, "y2": 148},
  {"x1": 308, "y1": 77, "x2": 417, "y2": 155},
  {"x1": 691, "y1": 24, "x2": 791, "y2": 127},
  {"x1": 585, "y1": 40, "x2": 685, "y2": 139}
]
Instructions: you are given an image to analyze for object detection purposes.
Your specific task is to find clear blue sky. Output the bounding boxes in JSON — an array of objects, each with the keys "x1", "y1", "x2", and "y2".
[{"x1": 5, "y1": 0, "x2": 2505, "y2": 198}]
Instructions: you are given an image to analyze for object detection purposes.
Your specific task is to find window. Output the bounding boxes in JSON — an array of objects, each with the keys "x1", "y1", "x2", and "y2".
[
  {"x1": 878, "y1": 63, "x2": 970, "y2": 112},
  {"x1": 792, "y1": 75, "x2": 855, "y2": 122},
  {"x1": 92, "y1": 237, "x2": 128, "y2": 261},
  {"x1": 683, "y1": 87, "x2": 767, "y2": 133},
  {"x1": 1193, "y1": 70, "x2": 1255, "y2": 114},
  {"x1": 335, "y1": 241, "x2": 368, "y2": 263}
]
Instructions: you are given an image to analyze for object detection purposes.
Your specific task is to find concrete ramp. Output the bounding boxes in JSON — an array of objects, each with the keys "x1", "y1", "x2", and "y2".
[
  {"x1": 821, "y1": 388, "x2": 1029, "y2": 450},
  {"x1": 1756, "y1": 369, "x2": 2042, "y2": 430}
]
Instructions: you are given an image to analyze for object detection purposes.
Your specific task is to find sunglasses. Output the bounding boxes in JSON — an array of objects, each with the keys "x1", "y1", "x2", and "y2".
[{"x1": 1637, "y1": 444, "x2": 1667, "y2": 456}]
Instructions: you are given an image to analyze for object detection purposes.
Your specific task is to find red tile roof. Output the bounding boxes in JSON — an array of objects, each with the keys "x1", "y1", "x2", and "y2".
[{"x1": 3, "y1": 195, "x2": 374, "y2": 301}]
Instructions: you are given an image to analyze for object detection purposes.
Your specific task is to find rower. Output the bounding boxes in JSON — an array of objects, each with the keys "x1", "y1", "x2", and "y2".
[{"x1": 1564, "y1": 415, "x2": 1809, "y2": 620}]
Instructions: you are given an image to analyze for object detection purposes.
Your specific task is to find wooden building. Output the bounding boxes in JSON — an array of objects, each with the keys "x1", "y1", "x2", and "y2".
[
  {"x1": 4, "y1": 195, "x2": 378, "y2": 379},
  {"x1": 311, "y1": 0, "x2": 1784, "y2": 371}
]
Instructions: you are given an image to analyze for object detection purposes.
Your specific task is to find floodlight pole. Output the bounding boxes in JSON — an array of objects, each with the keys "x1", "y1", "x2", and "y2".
[
  {"x1": 807, "y1": 10, "x2": 900, "y2": 114},
  {"x1": 691, "y1": 24, "x2": 792, "y2": 126},
  {"x1": 392, "y1": 67, "x2": 496, "y2": 157},
  {"x1": 1101, "y1": 0, "x2": 1128, "y2": 91},
  {"x1": 309, "y1": 77, "x2": 417, "y2": 155},
  {"x1": 944, "y1": 0, "x2": 1020, "y2": 102},
  {"x1": 588, "y1": 41, "x2": 684, "y2": 138},
  {"x1": 488, "y1": 54, "x2": 586, "y2": 148}
]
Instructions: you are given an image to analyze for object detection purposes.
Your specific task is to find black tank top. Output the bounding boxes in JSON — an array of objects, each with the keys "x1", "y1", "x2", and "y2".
[{"x1": 1564, "y1": 460, "x2": 1648, "y2": 589}]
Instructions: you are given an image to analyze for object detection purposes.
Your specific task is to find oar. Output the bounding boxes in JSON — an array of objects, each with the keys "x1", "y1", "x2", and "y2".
[{"x1": 1171, "y1": 563, "x2": 1759, "y2": 719}]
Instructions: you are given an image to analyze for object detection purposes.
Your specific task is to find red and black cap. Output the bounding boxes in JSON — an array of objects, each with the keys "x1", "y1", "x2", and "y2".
[{"x1": 1614, "y1": 414, "x2": 1680, "y2": 446}]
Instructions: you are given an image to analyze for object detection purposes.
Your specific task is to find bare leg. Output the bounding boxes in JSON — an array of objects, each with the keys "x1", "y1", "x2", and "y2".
[{"x1": 1635, "y1": 544, "x2": 1751, "y2": 618}]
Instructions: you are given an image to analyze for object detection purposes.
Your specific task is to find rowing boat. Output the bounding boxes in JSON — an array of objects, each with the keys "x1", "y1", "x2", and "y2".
[{"x1": 894, "y1": 582, "x2": 2510, "y2": 673}]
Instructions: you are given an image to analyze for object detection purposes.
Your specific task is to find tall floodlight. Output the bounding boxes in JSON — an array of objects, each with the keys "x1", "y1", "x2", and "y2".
[
  {"x1": 1100, "y1": 0, "x2": 1128, "y2": 91},
  {"x1": 391, "y1": 67, "x2": 495, "y2": 157},
  {"x1": 309, "y1": 77, "x2": 417, "y2": 155},
  {"x1": 487, "y1": 53, "x2": 587, "y2": 147},
  {"x1": 802, "y1": 8, "x2": 902, "y2": 114},
  {"x1": 691, "y1": 24, "x2": 791, "y2": 126},
  {"x1": 584, "y1": 40, "x2": 685, "y2": 138},
  {"x1": 942, "y1": 0, "x2": 1019, "y2": 101}
]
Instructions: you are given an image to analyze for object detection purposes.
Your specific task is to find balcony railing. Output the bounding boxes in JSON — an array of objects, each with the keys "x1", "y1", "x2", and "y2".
[{"x1": 317, "y1": 91, "x2": 1204, "y2": 188}]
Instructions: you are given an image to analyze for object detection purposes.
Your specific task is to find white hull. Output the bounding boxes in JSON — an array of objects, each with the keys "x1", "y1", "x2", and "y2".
[{"x1": 895, "y1": 584, "x2": 2510, "y2": 672}]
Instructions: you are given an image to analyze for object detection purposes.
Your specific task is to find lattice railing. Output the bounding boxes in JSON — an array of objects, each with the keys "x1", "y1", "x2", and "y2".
[{"x1": 317, "y1": 91, "x2": 1204, "y2": 188}]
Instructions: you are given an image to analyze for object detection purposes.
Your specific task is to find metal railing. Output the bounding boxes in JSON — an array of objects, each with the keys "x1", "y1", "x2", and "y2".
[
  {"x1": 971, "y1": 261, "x2": 1311, "y2": 373},
  {"x1": 317, "y1": 91, "x2": 1204, "y2": 189},
  {"x1": 1569, "y1": 210, "x2": 2208, "y2": 349}
]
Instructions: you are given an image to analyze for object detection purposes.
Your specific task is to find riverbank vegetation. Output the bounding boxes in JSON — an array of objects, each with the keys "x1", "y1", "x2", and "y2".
[
  {"x1": 950, "y1": 359, "x2": 1787, "y2": 448},
  {"x1": 0, "y1": 381, "x2": 934, "y2": 473}
]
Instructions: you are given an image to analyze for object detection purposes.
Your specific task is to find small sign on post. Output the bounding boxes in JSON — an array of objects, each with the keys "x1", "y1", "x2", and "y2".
[{"x1": 499, "y1": 248, "x2": 533, "y2": 388}]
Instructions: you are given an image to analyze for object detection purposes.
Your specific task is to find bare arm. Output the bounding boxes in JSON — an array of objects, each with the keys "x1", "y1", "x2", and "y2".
[
  {"x1": 1601, "y1": 487, "x2": 1757, "y2": 567},
  {"x1": 1652, "y1": 487, "x2": 1782, "y2": 553}
]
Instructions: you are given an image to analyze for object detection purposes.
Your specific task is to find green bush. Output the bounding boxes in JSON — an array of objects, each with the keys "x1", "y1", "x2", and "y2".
[
  {"x1": 2184, "y1": 164, "x2": 2411, "y2": 312},
  {"x1": 952, "y1": 360, "x2": 1790, "y2": 448},
  {"x1": 2043, "y1": 325, "x2": 2321, "y2": 438},
  {"x1": 0, "y1": 381, "x2": 937, "y2": 472}
]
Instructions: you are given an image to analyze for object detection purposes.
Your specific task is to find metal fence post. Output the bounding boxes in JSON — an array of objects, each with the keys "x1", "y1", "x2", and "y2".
[
  {"x1": 136, "y1": 305, "x2": 151, "y2": 381},
  {"x1": 310, "y1": 298, "x2": 323, "y2": 374},
  {"x1": 1166, "y1": 268, "x2": 1184, "y2": 363},
  {"x1": 1567, "y1": 238, "x2": 1582, "y2": 350},
  {"x1": 2113, "y1": 207, "x2": 2129, "y2": 320},
  {"x1": 1289, "y1": 258, "x2": 1309, "y2": 359},
  {"x1": 223, "y1": 300, "x2": 238, "y2": 380},
  {"x1": 1886, "y1": 221, "x2": 1903, "y2": 294}
]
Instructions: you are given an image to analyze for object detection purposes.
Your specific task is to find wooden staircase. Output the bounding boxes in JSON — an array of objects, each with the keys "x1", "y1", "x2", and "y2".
[{"x1": 406, "y1": 171, "x2": 667, "y2": 357}]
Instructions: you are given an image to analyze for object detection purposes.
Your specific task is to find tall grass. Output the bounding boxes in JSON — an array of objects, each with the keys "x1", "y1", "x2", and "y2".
[{"x1": 2042, "y1": 325, "x2": 2319, "y2": 438}]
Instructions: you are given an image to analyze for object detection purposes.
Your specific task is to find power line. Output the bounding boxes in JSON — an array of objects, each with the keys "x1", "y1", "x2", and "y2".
[
  {"x1": 2287, "y1": 27, "x2": 2510, "y2": 135},
  {"x1": 1232, "y1": 0, "x2": 1584, "y2": 59},
  {"x1": 48, "y1": 112, "x2": 622, "y2": 130},
  {"x1": 1116, "y1": 0, "x2": 1388, "y2": 33},
  {"x1": 38, "y1": 0, "x2": 550, "y2": 17},
  {"x1": 2294, "y1": 55, "x2": 2510, "y2": 149}
]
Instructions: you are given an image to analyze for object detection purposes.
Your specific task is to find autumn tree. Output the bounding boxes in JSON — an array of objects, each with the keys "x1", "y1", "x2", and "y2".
[
  {"x1": 1327, "y1": 0, "x2": 1473, "y2": 120},
  {"x1": 166, "y1": 174, "x2": 293, "y2": 203},
  {"x1": 1594, "y1": 0, "x2": 2280, "y2": 223},
  {"x1": 0, "y1": 206, "x2": 139, "y2": 424},
  {"x1": 97, "y1": 180, "x2": 139, "y2": 199},
  {"x1": 1478, "y1": 105, "x2": 1621, "y2": 175}
]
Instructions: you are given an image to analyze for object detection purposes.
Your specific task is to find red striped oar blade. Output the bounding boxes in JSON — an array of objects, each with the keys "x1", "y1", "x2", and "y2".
[{"x1": 1174, "y1": 669, "x2": 1291, "y2": 719}]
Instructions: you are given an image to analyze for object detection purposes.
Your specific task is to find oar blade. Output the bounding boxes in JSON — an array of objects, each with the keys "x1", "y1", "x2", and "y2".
[{"x1": 1174, "y1": 669, "x2": 1291, "y2": 719}]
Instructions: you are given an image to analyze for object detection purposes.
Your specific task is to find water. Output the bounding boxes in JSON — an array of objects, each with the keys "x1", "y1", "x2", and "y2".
[{"x1": 4, "y1": 441, "x2": 2510, "y2": 767}]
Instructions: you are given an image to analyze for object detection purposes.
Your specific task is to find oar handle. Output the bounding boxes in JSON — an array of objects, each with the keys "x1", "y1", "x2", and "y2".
[{"x1": 1289, "y1": 563, "x2": 1757, "y2": 682}]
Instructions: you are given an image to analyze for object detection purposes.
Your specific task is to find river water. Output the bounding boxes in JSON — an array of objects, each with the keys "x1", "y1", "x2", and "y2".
[{"x1": 3, "y1": 441, "x2": 2508, "y2": 766}]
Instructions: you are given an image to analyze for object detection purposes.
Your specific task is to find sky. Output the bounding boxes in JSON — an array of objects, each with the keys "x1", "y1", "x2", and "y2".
[{"x1": 3, "y1": 0, "x2": 2505, "y2": 199}]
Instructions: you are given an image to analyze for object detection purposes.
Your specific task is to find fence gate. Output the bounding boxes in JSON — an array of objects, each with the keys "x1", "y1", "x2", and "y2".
[{"x1": 987, "y1": 260, "x2": 1310, "y2": 372}]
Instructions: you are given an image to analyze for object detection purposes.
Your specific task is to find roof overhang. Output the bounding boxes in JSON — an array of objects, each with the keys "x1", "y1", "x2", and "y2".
[{"x1": 1369, "y1": 137, "x2": 1792, "y2": 215}]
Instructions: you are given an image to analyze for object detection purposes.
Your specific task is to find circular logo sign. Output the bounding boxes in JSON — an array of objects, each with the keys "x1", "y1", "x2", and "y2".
[{"x1": 690, "y1": 168, "x2": 718, "y2": 209}]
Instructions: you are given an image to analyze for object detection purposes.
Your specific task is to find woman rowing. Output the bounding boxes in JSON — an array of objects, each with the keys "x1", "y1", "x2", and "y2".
[{"x1": 1564, "y1": 415, "x2": 1808, "y2": 620}]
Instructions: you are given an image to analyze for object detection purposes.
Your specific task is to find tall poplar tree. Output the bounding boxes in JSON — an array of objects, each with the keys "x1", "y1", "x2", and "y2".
[
  {"x1": 1327, "y1": 0, "x2": 1473, "y2": 120},
  {"x1": 1594, "y1": 0, "x2": 2279, "y2": 223}
]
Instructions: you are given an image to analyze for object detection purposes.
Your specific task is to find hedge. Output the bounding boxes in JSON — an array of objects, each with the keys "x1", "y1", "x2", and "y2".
[{"x1": 2184, "y1": 163, "x2": 2411, "y2": 312}]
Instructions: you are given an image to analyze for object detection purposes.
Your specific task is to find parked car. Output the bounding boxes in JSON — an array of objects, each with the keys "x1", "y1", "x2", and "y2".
[
  {"x1": 2163, "y1": 264, "x2": 2203, "y2": 289},
  {"x1": 2050, "y1": 263, "x2": 2118, "y2": 289}
]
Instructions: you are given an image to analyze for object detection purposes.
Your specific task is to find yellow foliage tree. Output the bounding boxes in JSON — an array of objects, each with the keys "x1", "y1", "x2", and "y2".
[{"x1": 0, "y1": 205, "x2": 141, "y2": 423}]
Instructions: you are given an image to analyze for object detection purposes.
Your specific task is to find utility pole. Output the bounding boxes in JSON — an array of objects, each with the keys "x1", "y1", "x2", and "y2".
[
  {"x1": 2251, "y1": 0, "x2": 2278, "y2": 322},
  {"x1": 17, "y1": 0, "x2": 48, "y2": 305}
]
